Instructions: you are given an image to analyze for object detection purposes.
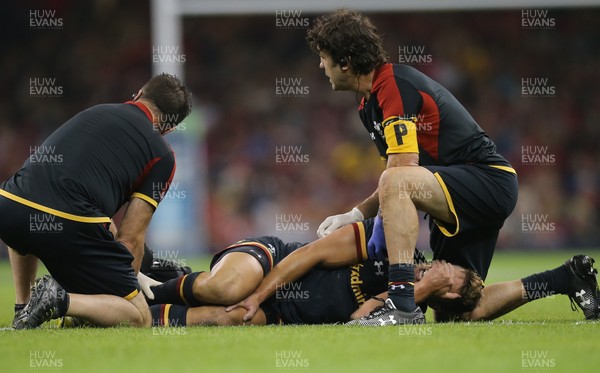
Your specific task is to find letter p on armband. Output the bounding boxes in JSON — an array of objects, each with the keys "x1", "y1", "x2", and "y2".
[{"x1": 383, "y1": 116, "x2": 419, "y2": 154}]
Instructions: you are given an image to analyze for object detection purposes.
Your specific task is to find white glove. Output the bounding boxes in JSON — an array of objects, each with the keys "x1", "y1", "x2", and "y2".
[
  {"x1": 137, "y1": 272, "x2": 162, "y2": 300},
  {"x1": 317, "y1": 207, "x2": 364, "y2": 238}
]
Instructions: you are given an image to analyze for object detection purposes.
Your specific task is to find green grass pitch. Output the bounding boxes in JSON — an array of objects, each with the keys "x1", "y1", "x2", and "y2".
[{"x1": 0, "y1": 251, "x2": 599, "y2": 372}]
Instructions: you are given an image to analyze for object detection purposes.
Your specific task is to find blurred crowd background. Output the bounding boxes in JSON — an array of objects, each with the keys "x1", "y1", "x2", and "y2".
[{"x1": 1, "y1": 1, "x2": 599, "y2": 258}]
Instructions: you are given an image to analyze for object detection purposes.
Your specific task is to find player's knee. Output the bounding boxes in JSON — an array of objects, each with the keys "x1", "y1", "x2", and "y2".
[
  {"x1": 122, "y1": 308, "x2": 149, "y2": 327},
  {"x1": 140, "y1": 306, "x2": 153, "y2": 327},
  {"x1": 215, "y1": 308, "x2": 245, "y2": 326},
  {"x1": 378, "y1": 167, "x2": 409, "y2": 200},
  {"x1": 130, "y1": 313, "x2": 151, "y2": 327},
  {"x1": 378, "y1": 167, "x2": 398, "y2": 191},
  {"x1": 128, "y1": 294, "x2": 152, "y2": 327},
  {"x1": 197, "y1": 275, "x2": 246, "y2": 305}
]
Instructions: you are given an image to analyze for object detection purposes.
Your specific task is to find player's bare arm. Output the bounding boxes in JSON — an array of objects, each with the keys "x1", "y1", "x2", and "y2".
[
  {"x1": 354, "y1": 189, "x2": 380, "y2": 220},
  {"x1": 116, "y1": 198, "x2": 155, "y2": 273}
]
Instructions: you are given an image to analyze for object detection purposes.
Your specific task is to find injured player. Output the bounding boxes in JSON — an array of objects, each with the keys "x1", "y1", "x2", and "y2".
[{"x1": 147, "y1": 218, "x2": 483, "y2": 326}]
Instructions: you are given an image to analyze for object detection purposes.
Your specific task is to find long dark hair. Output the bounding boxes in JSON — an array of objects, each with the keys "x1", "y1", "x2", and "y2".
[{"x1": 307, "y1": 8, "x2": 388, "y2": 74}]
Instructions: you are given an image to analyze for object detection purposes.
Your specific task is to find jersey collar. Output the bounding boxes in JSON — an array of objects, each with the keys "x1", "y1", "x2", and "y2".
[
  {"x1": 360, "y1": 64, "x2": 392, "y2": 110},
  {"x1": 372, "y1": 63, "x2": 392, "y2": 86},
  {"x1": 125, "y1": 101, "x2": 153, "y2": 122}
]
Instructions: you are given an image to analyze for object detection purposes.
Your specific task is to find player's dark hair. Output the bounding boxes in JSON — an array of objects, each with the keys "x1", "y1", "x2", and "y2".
[
  {"x1": 429, "y1": 268, "x2": 484, "y2": 319},
  {"x1": 141, "y1": 73, "x2": 192, "y2": 130},
  {"x1": 456, "y1": 269, "x2": 484, "y2": 312},
  {"x1": 306, "y1": 8, "x2": 388, "y2": 74}
]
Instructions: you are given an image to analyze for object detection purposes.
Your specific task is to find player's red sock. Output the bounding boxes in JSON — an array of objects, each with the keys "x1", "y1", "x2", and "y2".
[
  {"x1": 150, "y1": 271, "x2": 203, "y2": 306},
  {"x1": 388, "y1": 263, "x2": 418, "y2": 312},
  {"x1": 150, "y1": 304, "x2": 188, "y2": 327}
]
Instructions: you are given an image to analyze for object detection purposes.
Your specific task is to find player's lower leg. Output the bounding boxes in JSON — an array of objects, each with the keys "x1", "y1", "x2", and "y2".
[
  {"x1": 151, "y1": 263, "x2": 263, "y2": 307},
  {"x1": 150, "y1": 304, "x2": 189, "y2": 326},
  {"x1": 148, "y1": 272, "x2": 205, "y2": 306},
  {"x1": 381, "y1": 174, "x2": 419, "y2": 314},
  {"x1": 8, "y1": 247, "x2": 38, "y2": 327},
  {"x1": 462, "y1": 280, "x2": 526, "y2": 321},
  {"x1": 522, "y1": 255, "x2": 598, "y2": 319},
  {"x1": 150, "y1": 304, "x2": 266, "y2": 326},
  {"x1": 347, "y1": 171, "x2": 425, "y2": 325},
  {"x1": 464, "y1": 255, "x2": 598, "y2": 321}
]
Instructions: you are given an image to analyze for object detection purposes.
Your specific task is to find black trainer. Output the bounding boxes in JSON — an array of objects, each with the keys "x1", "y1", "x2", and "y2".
[
  {"x1": 346, "y1": 298, "x2": 425, "y2": 326},
  {"x1": 11, "y1": 308, "x2": 25, "y2": 330},
  {"x1": 12, "y1": 275, "x2": 67, "y2": 329},
  {"x1": 565, "y1": 255, "x2": 599, "y2": 320}
]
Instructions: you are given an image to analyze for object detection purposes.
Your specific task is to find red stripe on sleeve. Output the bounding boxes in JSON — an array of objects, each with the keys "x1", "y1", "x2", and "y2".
[
  {"x1": 351, "y1": 223, "x2": 364, "y2": 262},
  {"x1": 417, "y1": 92, "x2": 440, "y2": 161},
  {"x1": 159, "y1": 304, "x2": 166, "y2": 326},
  {"x1": 162, "y1": 153, "x2": 176, "y2": 196},
  {"x1": 373, "y1": 65, "x2": 405, "y2": 118},
  {"x1": 133, "y1": 157, "x2": 161, "y2": 190}
]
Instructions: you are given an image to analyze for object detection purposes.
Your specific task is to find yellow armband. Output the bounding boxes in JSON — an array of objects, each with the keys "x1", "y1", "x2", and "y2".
[{"x1": 382, "y1": 116, "x2": 419, "y2": 155}]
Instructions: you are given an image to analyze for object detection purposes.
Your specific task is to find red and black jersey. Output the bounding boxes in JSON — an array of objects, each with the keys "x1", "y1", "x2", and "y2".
[
  {"x1": 359, "y1": 63, "x2": 510, "y2": 167},
  {"x1": 0, "y1": 102, "x2": 175, "y2": 223}
]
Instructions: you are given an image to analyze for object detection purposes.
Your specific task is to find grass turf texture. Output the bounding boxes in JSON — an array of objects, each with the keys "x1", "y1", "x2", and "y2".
[{"x1": 0, "y1": 251, "x2": 599, "y2": 372}]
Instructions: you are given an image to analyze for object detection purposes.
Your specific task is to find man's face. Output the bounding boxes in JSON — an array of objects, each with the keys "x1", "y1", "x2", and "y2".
[
  {"x1": 318, "y1": 50, "x2": 354, "y2": 91},
  {"x1": 415, "y1": 261, "x2": 467, "y2": 295}
]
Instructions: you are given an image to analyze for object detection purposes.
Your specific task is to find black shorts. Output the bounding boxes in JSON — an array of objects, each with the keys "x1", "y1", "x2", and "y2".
[
  {"x1": 423, "y1": 164, "x2": 518, "y2": 280},
  {"x1": 210, "y1": 236, "x2": 303, "y2": 275},
  {"x1": 0, "y1": 196, "x2": 139, "y2": 299}
]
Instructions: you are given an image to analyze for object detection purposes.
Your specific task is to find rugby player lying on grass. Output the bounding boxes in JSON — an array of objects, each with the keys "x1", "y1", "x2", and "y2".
[
  {"x1": 227, "y1": 218, "x2": 599, "y2": 324},
  {"x1": 147, "y1": 218, "x2": 483, "y2": 326}
]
